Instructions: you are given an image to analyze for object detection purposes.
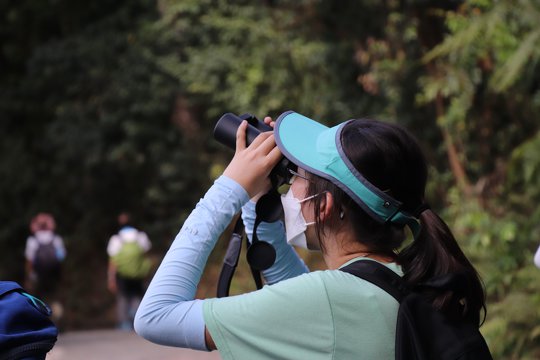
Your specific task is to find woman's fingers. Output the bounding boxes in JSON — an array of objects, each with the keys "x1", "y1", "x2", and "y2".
[
  {"x1": 246, "y1": 115, "x2": 275, "y2": 151},
  {"x1": 236, "y1": 115, "x2": 276, "y2": 155},
  {"x1": 247, "y1": 130, "x2": 273, "y2": 150},
  {"x1": 256, "y1": 133, "x2": 280, "y2": 157},
  {"x1": 267, "y1": 145, "x2": 283, "y2": 166},
  {"x1": 235, "y1": 120, "x2": 248, "y2": 152},
  {"x1": 224, "y1": 116, "x2": 281, "y2": 197},
  {"x1": 264, "y1": 116, "x2": 276, "y2": 128}
]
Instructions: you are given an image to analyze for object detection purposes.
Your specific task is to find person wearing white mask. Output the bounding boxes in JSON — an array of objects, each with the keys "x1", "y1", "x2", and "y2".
[
  {"x1": 134, "y1": 111, "x2": 486, "y2": 359},
  {"x1": 280, "y1": 180, "x2": 320, "y2": 249}
]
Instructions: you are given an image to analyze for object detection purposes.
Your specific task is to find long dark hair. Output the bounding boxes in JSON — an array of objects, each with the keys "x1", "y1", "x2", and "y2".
[{"x1": 306, "y1": 119, "x2": 486, "y2": 325}]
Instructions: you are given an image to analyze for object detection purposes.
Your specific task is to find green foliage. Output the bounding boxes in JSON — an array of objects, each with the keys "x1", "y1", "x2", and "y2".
[
  {"x1": 150, "y1": 0, "x2": 374, "y2": 122},
  {"x1": 425, "y1": 0, "x2": 540, "y2": 93},
  {"x1": 418, "y1": 0, "x2": 540, "y2": 181},
  {"x1": 480, "y1": 266, "x2": 540, "y2": 359},
  {"x1": 0, "y1": 0, "x2": 210, "y2": 327},
  {"x1": 508, "y1": 132, "x2": 540, "y2": 201},
  {"x1": 2, "y1": 0, "x2": 540, "y2": 356},
  {"x1": 443, "y1": 182, "x2": 540, "y2": 357},
  {"x1": 422, "y1": 2, "x2": 540, "y2": 356}
]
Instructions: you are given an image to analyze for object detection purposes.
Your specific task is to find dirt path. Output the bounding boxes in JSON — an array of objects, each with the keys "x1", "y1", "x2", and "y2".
[{"x1": 47, "y1": 329, "x2": 222, "y2": 360}]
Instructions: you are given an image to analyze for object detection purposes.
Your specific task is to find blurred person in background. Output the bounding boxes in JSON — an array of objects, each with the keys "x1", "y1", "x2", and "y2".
[
  {"x1": 25, "y1": 212, "x2": 66, "y2": 324},
  {"x1": 534, "y1": 243, "x2": 540, "y2": 268},
  {"x1": 107, "y1": 212, "x2": 152, "y2": 331}
]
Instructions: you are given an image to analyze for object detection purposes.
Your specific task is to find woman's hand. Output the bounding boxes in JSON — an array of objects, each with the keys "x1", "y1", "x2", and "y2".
[
  {"x1": 263, "y1": 116, "x2": 276, "y2": 128},
  {"x1": 250, "y1": 117, "x2": 278, "y2": 201},
  {"x1": 223, "y1": 117, "x2": 282, "y2": 198}
]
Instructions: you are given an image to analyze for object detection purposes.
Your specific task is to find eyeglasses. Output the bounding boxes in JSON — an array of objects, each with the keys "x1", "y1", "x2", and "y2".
[{"x1": 287, "y1": 168, "x2": 312, "y2": 185}]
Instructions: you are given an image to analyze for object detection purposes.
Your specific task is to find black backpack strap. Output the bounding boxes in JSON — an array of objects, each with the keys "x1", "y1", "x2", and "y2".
[
  {"x1": 217, "y1": 216, "x2": 244, "y2": 298},
  {"x1": 340, "y1": 260, "x2": 408, "y2": 302}
]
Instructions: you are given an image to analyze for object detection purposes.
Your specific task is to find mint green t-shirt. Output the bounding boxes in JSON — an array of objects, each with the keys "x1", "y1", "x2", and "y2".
[{"x1": 203, "y1": 259, "x2": 402, "y2": 360}]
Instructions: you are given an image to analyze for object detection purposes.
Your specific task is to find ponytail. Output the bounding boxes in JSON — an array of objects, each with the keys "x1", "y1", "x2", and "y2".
[
  {"x1": 400, "y1": 209, "x2": 486, "y2": 325},
  {"x1": 327, "y1": 118, "x2": 486, "y2": 325}
]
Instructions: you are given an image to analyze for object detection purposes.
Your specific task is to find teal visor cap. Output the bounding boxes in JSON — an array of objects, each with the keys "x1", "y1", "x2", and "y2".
[{"x1": 274, "y1": 111, "x2": 420, "y2": 237}]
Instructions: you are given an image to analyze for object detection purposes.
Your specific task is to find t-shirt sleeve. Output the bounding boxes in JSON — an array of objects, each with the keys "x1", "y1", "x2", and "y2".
[
  {"x1": 137, "y1": 231, "x2": 152, "y2": 252},
  {"x1": 107, "y1": 235, "x2": 121, "y2": 257},
  {"x1": 25, "y1": 237, "x2": 37, "y2": 262},
  {"x1": 203, "y1": 272, "x2": 334, "y2": 360}
]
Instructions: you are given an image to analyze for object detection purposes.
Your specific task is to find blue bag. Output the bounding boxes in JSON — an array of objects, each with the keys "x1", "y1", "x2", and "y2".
[{"x1": 0, "y1": 282, "x2": 57, "y2": 360}]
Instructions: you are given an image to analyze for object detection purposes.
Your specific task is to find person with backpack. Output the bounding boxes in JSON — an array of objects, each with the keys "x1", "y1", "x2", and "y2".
[
  {"x1": 107, "y1": 213, "x2": 152, "y2": 331},
  {"x1": 134, "y1": 112, "x2": 491, "y2": 359},
  {"x1": 534, "y1": 243, "x2": 540, "y2": 269},
  {"x1": 24, "y1": 212, "x2": 66, "y2": 323}
]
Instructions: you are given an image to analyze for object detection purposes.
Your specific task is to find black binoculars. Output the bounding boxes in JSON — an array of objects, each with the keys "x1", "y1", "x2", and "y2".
[
  {"x1": 214, "y1": 112, "x2": 294, "y2": 284},
  {"x1": 213, "y1": 112, "x2": 295, "y2": 187}
]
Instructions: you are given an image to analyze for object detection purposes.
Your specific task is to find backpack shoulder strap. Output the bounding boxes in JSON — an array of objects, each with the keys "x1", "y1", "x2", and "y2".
[{"x1": 340, "y1": 260, "x2": 408, "y2": 302}]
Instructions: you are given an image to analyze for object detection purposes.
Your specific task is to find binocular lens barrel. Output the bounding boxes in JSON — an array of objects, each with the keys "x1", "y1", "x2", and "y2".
[
  {"x1": 213, "y1": 113, "x2": 273, "y2": 149},
  {"x1": 213, "y1": 112, "x2": 295, "y2": 186}
]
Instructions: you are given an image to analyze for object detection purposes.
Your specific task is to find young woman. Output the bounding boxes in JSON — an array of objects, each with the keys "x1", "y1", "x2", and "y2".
[{"x1": 134, "y1": 111, "x2": 486, "y2": 359}]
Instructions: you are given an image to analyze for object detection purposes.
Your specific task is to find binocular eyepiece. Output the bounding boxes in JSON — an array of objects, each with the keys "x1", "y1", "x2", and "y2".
[{"x1": 213, "y1": 113, "x2": 295, "y2": 187}]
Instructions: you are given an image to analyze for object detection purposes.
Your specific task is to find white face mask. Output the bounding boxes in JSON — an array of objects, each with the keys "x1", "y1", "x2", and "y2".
[{"x1": 280, "y1": 188, "x2": 320, "y2": 249}]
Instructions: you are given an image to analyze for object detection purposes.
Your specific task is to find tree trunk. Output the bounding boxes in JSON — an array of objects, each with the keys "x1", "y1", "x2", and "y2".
[{"x1": 434, "y1": 91, "x2": 472, "y2": 195}]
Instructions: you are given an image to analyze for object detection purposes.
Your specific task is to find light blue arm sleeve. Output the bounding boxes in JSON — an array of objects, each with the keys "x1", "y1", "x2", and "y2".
[
  {"x1": 134, "y1": 176, "x2": 249, "y2": 351},
  {"x1": 54, "y1": 236, "x2": 66, "y2": 261},
  {"x1": 241, "y1": 201, "x2": 309, "y2": 284}
]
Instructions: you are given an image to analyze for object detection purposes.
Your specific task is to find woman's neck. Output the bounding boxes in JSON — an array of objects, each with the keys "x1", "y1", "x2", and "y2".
[
  {"x1": 324, "y1": 252, "x2": 394, "y2": 270},
  {"x1": 321, "y1": 231, "x2": 394, "y2": 270}
]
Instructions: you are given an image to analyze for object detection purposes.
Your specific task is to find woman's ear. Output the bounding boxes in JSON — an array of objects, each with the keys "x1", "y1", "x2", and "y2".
[{"x1": 319, "y1": 192, "x2": 334, "y2": 222}]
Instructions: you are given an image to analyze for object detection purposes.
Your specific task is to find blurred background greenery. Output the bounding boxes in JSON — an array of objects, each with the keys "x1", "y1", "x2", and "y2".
[{"x1": 1, "y1": 0, "x2": 540, "y2": 358}]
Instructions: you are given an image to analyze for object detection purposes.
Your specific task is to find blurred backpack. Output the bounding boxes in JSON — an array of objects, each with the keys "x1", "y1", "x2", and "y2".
[
  {"x1": 32, "y1": 238, "x2": 61, "y2": 276},
  {"x1": 112, "y1": 230, "x2": 152, "y2": 279},
  {"x1": 341, "y1": 260, "x2": 493, "y2": 360},
  {"x1": 29, "y1": 214, "x2": 62, "y2": 277},
  {"x1": 0, "y1": 282, "x2": 57, "y2": 360}
]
